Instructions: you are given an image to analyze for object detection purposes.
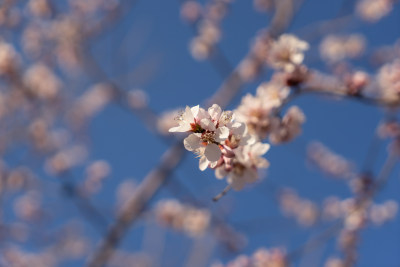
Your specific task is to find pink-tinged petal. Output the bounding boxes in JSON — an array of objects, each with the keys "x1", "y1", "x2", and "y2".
[
  {"x1": 184, "y1": 106, "x2": 194, "y2": 122},
  {"x1": 209, "y1": 161, "x2": 218, "y2": 168},
  {"x1": 169, "y1": 123, "x2": 191, "y2": 132},
  {"x1": 200, "y1": 118, "x2": 216, "y2": 131},
  {"x1": 190, "y1": 105, "x2": 200, "y2": 118},
  {"x1": 252, "y1": 143, "x2": 270, "y2": 156},
  {"x1": 197, "y1": 107, "x2": 209, "y2": 121},
  {"x1": 256, "y1": 158, "x2": 270, "y2": 168},
  {"x1": 208, "y1": 104, "x2": 222, "y2": 121},
  {"x1": 199, "y1": 156, "x2": 209, "y2": 171},
  {"x1": 184, "y1": 134, "x2": 201, "y2": 151},
  {"x1": 204, "y1": 143, "x2": 221, "y2": 162},
  {"x1": 231, "y1": 122, "x2": 246, "y2": 136},
  {"x1": 215, "y1": 126, "x2": 229, "y2": 142},
  {"x1": 215, "y1": 167, "x2": 227, "y2": 179},
  {"x1": 291, "y1": 53, "x2": 304, "y2": 65}
]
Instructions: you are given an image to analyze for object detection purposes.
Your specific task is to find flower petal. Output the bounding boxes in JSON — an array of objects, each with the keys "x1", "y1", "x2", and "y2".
[
  {"x1": 204, "y1": 143, "x2": 221, "y2": 162},
  {"x1": 208, "y1": 104, "x2": 222, "y2": 121},
  {"x1": 215, "y1": 126, "x2": 229, "y2": 142},
  {"x1": 184, "y1": 134, "x2": 201, "y2": 151},
  {"x1": 215, "y1": 167, "x2": 227, "y2": 179},
  {"x1": 190, "y1": 105, "x2": 200, "y2": 118},
  {"x1": 199, "y1": 156, "x2": 209, "y2": 171},
  {"x1": 252, "y1": 143, "x2": 270, "y2": 156},
  {"x1": 183, "y1": 106, "x2": 194, "y2": 122},
  {"x1": 169, "y1": 124, "x2": 191, "y2": 132},
  {"x1": 200, "y1": 118, "x2": 216, "y2": 131}
]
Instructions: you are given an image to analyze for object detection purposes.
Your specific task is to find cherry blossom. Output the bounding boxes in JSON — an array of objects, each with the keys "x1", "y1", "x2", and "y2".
[{"x1": 267, "y1": 34, "x2": 309, "y2": 73}]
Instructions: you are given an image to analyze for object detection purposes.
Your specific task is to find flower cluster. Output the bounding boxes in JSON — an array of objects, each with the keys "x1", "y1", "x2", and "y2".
[
  {"x1": 267, "y1": 34, "x2": 309, "y2": 73},
  {"x1": 319, "y1": 34, "x2": 366, "y2": 63},
  {"x1": 169, "y1": 104, "x2": 270, "y2": 190},
  {"x1": 376, "y1": 59, "x2": 400, "y2": 103},
  {"x1": 235, "y1": 80, "x2": 306, "y2": 144},
  {"x1": 212, "y1": 247, "x2": 287, "y2": 267},
  {"x1": 279, "y1": 188, "x2": 319, "y2": 227},
  {"x1": 154, "y1": 199, "x2": 211, "y2": 237}
]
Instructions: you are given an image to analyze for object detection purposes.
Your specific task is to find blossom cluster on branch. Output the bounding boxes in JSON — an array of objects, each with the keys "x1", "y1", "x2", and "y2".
[{"x1": 169, "y1": 104, "x2": 270, "y2": 190}]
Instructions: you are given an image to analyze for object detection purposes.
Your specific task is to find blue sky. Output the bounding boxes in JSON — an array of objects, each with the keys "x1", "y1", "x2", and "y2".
[{"x1": 14, "y1": 0, "x2": 400, "y2": 266}]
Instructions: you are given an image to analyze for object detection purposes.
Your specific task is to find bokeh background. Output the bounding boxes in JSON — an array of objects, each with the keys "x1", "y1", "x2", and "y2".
[{"x1": 1, "y1": 0, "x2": 400, "y2": 266}]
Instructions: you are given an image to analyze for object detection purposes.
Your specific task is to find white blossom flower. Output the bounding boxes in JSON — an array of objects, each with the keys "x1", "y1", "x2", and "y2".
[
  {"x1": 256, "y1": 81, "x2": 290, "y2": 109},
  {"x1": 215, "y1": 140, "x2": 270, "y2": 190},
  {"x1": 269, "y1": 106, "x2": 305, "y2": 144},
  {"x1": 267, "y1": 34, "x2": 309, "y2": 72},
  {"x1": 235, "y1": 81, "x2": 289, "y2": 139},
  {"x1": 169, "y1": 105, "x2": 206, "y2": 133},
  {"x1": 376, "y1": 60, "x2": 400, "y2": 103}
]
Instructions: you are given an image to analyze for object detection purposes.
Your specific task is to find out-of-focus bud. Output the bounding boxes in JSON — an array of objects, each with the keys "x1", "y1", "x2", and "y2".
[
  {"x1": 0, "y1": 41, "x2": 20, "y2": 77},
  {"x1": 180, "y1": 1, "x2": 202, "y2": 23},
  {"x1": 45, "y1": 145, "x2": 88, "y2": 175},
  {"x1": 356, "y1": 0, "x2": 392, "y2": 22},
  {"x1": 24, "y1": 63, "x2": 61, "y2": 100},
  {"x1": 128, "y1": 89, "x2": 148, "y2": 109},
  {"x1": 345, "y1": 71, "x2": 369, "y2": 95}
]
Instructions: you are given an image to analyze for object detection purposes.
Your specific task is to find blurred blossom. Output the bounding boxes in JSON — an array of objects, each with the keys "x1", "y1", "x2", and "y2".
[
  {"x1": 253, "y1": 0, "x2": 274, "y2": 12},
  {"x1": 23, "y1": 63, "x2": 61, "y2": 100},
  {"x1": 279, "y1": 188, "x2": 319, "y2": 227},
  {"x1": 190, "y1": 36, "x2": 213, "y2": 60},
  {"x1": 0, "y1": 6, "x2": 21, "y2": 28},
  {"x1": 215, "y1": 247, "x2": 287, "y2": 267},
  {"x1": 83, "y1": 160, "x2": 111, "y2": 194},
  {"x1": 345, "y1": 71, "x2": 370, "y2": 95},
  {"x1": 338, "y1": 229, "x2": 358, "y2": 252},
  {"x1": 0, "y1": 40, "x2": 19, "y2": 76},
  {"x1": 267, "y1": 34, "x2": 309, "y2": 73},
  {"x1": 344, "y1": 208, "x2": 366, "y2": 230},
  {"x1": 189, "y1": 0, "x2": 231, "y2": 61},
  {"x1": 45, "y1": 145, "x2": 88, "y2": 175},
  {"x1": 128, "y1": 89, "x2": 148, "y2": 109},
  {"x1": 269, "y1": 106, "x2": 306, "y2": 144},
  {"x1": 323, "y1": 197, "x2": 342, "y2": 220},
  {"x1": 307, "y1": 142, "x2": 354, "y2": 178},
  {"x1": 27, "y1": 0, "x2": 52, "y2": 18},
  {"x1": 356, "y1": 0, "x2": 393, "y2": 22},
  {"x1": 181, "y1": 1, "x2": 203, "y2": 23},
  {"x1": 325, "y1": 257, "x2": 345, "y2": 267},
  {"x1": 157, "y1": 108, "x2": 182, "y2": 135},
  {"x1": 369, "y1": 200, "x2": 398, "y2": 225},
  {"x1": 155, "y1": 199, "x2": 211, "y2": 237},
  {"x1": 22, "y1": 25, "x2": 45, "y2": 57},
  {"x1": 235, "y1": 81, "x2": 289, "y2": 139},
  {"x1": 14, "y1": 191, "x2": 42, "y2": 221},
  {"x1": 6, "y1": 167, "x2": 33, "y2": 191},
  {"x1": 376, "y1": 59, "x2": 400, "y2": 103},
  {"x1": 3, "y1": 247, "x2": 57, "y2": 267},
  {"x1": 319, "y1": 34, "x2": 366, "y2": 63}
]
